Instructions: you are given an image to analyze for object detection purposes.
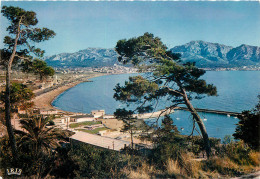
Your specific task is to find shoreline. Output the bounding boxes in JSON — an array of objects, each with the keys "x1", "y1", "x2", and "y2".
[
  {"x1": 47, "y1": 72, "x2": 138, "y2": 114},
  {"x1": 33, "y1": 73, "x2": 106, "y2": 114}
]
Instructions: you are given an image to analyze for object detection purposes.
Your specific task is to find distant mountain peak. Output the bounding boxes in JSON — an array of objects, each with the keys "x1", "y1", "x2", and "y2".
[
  {"x1": 44, "y1": 47, "x2": 119, "y2": 68},
  {"x1": 171, "y1": 41, "x2": 259, "y2": 67},
  {"x1": 185, "y1": 40, "x2": 232, "y2": 47}
]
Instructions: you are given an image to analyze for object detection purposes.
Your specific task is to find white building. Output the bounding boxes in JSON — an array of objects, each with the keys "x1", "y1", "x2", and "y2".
[
  {"x1": 40, "y1": 108, "x2": 58, "y2": 115},
  {"x1": 70, "y1": 114, "x2": 95, "y2": 122},
  {"x1": 91, "y1": 110, "x2": 105, "y2": 118},
  {"x1": 61, "y1": 116, "x2": 70, "y2": 124}
]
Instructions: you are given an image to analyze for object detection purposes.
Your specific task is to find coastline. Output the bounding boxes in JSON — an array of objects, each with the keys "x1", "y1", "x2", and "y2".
[
  {"x1": 33, "y1": 73, "x2": 106, "y2": 113},
  {"x1": 47, "y1": 72, "x2": 138, "y2": 114}
]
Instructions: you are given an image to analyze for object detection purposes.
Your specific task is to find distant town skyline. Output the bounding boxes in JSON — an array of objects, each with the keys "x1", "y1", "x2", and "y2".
[{"x1": 1, "y1": 1, "x2": 259, "y2": 56}]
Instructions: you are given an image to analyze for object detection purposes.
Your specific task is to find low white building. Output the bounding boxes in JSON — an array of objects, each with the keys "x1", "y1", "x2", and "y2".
[
  {"x1": 61, "y1": 116, "x2": 70, "y2": 124},
  {"x1": 91, "y1": 110, "x2": 105, "y2": 118},
  {"x1": 70, "y1": 114, "x2": 95, "y2": 122},
  {"x1": 40, "y1": 108, "x2": 58, "y2": 115},
  {"x1": 103, "y1": 115, "x2": 114, "y2": 119}
]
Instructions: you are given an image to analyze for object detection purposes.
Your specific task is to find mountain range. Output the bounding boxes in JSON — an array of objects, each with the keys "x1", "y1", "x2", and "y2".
[
  {"x1": 44, "y1": 48, "x2": 119, "y2": 68},
  {"x1": 44, "y1": 41, "x2": 260, "y2": 68},
  {"x1": 171, "y1": 41, "x2": 260, "y2": 67}
]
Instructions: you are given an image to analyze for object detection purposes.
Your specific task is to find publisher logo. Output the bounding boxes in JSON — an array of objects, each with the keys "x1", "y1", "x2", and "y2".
[{"x1": 6, "y1": 168, "x2": 22, "y2": 176}]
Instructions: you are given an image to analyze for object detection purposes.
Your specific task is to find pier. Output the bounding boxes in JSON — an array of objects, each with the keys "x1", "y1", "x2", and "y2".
[
  {"x1": 133, "y1": 108, "x2": 175, "y2": 119},
  {"x1": 103, "y1": 108, "x2": 175, "y2": 120},
  {"x1": 104, "y1": 106, "x2": 241, "y2": 120},
  {"x1": 175, "y1": 107, "x2": 241, "y2": 116}
]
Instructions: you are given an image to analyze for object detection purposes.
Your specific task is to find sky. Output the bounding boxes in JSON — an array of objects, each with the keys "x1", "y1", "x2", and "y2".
[{"x1": 0, "y1": 1, "x2": 259, "y2": 56}]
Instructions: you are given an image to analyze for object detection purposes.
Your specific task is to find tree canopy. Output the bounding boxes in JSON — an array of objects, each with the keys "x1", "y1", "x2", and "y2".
[
  {"x1": 114, "y1": 33, "x2": 217, "y2": 158},
  {"x1": 114, "y1": 108, "x2": 139, "y2": 149},
  {"x1": 21, "y1": 59, "x2": 55, "y2": 81},
  {"x1": 1, "y1": 6, "x2": 55, "y2": 61},
  {"x1": 0, "y1": 83, "x2": 34, "y2": 111}
]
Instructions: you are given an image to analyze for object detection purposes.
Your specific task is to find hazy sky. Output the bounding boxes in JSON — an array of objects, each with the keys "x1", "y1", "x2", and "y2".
[{"x1": 0, "y1": 1, "x2": 259, "y2": 56}]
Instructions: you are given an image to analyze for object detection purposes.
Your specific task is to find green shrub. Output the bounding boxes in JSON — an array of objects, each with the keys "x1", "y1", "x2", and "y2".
[
  {"x1": 216, "y1": 141, "x2": 254, "y2": 166},
  {"x1": 68, "y1": 144, "x2": 125, "y2": 178}
]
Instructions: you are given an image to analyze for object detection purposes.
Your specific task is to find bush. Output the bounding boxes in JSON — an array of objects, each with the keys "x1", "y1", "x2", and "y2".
[
  {"x1": 187, "y1": 136, "x2": 221, "y2": 157},
  {"x1": 204, "y1": 141, "x2": 260, "y2": 177},
  {"x1": 166, "y1": 152, "x2": 201, "y2": 178},
  {"x1": 217, "y1": 141, "x2": 255, "y2": 166},
  {"x1": 51, "y1": 145, "x2": 78, "y2": 178},
  {"x1": 68, "y1": 144, "x2": 125, "y2": 178},
  {"x1": 203, "y1": 156, "x2": 242, "y2": 177},
  {"x1": 233, "y1": 96, "x2": 260, "y2": 150},
  {"x1": 223, "y1": 135, "x2": 234, "y2": 144},
  {"x1": 248, "y1": 151, "x2": 260, "y2": 166}
]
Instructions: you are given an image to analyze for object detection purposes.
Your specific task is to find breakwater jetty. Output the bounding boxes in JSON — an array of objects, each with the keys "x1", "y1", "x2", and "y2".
[
  {"x1": 133, "y1": 108, "x2": 175, "y2": 119},
  {"x1": 103, "y1": 108, "x2": 175, "y2": 120},
  {"x1": 104, "y1": 106, "x2": 241, "y2": 120},
  {"x1": 175, "y1": 107, "x2": 241, "y2": 116}
]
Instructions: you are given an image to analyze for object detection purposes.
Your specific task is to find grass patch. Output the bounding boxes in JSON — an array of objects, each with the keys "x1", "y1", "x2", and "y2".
[
  {"x1": 69, "y1": 121, "x2": 101, "y2": 128},
  {"x1": 77, "y1": 127, "x2": 108, "y2": 134}
]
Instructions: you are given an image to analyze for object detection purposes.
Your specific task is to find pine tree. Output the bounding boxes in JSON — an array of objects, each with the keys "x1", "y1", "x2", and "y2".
[
  {"x1": 1, "y1": 6, "x2": 56, "y2": 159},
  {"x1": 114, "y1": 33, "x2": 217, "y2": 158}
]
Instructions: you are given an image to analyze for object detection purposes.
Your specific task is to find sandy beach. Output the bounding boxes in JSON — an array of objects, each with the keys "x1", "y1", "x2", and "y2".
[{"x1": 33, "y1": 73, "x2": 105, "y2": 111}]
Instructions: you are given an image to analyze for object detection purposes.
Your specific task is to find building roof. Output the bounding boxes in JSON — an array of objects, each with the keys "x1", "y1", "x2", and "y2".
[{"x1": 70, "y1": 131, "x2": 130, "y2": 151}]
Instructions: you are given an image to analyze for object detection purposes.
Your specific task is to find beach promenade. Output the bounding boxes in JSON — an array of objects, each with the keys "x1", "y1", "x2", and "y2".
[{"x1": 32, "y1": 73, "x2": 104, "y2": 111}]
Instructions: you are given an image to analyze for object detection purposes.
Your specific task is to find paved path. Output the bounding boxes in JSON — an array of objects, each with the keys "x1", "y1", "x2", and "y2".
[{"x1": 70, "y1": 131, "x2": 131, "y2": 151}]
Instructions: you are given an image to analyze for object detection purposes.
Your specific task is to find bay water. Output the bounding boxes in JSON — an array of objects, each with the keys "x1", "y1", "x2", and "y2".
[{"x1": 53, "y1": 71, "x2": 260, "y2": 140}]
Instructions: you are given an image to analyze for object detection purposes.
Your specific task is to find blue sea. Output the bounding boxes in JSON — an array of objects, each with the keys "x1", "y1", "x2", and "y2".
[{"x1": 53, "y1": 71, "x2": 260, "y2": 140}]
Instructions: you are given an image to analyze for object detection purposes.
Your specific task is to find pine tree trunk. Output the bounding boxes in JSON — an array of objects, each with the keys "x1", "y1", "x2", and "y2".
[
  {"x1": 4, "y1": 16, "x2": 23, "y2": 160},
  {"x1": 181, "y1": 88, "x2": 211, "y2": 159},
  {"x1": 40, "y1": 74, "x2": 43, "y2": 82},
  {"x1": 5, "y1": 66, "x2": 18, "y2": 159},
  {"x1": 130, "y1": 129, "x2": 134, "y2": 149}
]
